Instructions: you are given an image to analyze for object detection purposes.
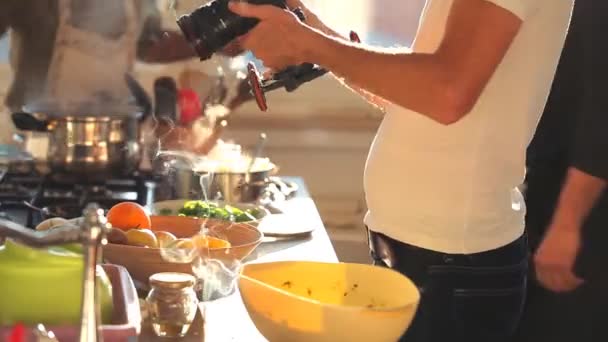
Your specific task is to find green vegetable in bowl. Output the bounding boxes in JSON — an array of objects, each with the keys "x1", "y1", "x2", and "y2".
[{"x1": 170, "y1": 201, "x2": 260, "y2": 223}]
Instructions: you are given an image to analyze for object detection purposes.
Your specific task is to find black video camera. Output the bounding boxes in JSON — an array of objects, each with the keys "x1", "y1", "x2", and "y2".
[{"x1": 177, "y1": 0, "x2": 359, "y2": 111}]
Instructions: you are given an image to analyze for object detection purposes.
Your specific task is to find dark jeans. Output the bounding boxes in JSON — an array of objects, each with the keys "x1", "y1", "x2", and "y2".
[{"x1": 368, "y1": 230, "x2": 528, "y2": 342}]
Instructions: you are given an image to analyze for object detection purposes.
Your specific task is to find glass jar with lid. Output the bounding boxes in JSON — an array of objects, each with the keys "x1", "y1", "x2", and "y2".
[{"x1": 146, "y1": 272, "x2": 199, "y2": 338}]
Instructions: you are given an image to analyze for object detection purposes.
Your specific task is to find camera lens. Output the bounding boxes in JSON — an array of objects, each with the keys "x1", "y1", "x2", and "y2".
[{"x1": 177, "y1": 0, "x2": 287, "y2": 60}]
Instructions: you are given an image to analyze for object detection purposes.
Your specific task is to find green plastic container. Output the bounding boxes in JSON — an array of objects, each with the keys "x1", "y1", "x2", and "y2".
[{"x1": 0, "y1": 240, "x2": 113, "y2": 325}]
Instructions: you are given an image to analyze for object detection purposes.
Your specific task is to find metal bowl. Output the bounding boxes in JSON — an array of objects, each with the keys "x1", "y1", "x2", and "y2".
[
  {"x1": 199, "y1": 167, "x2": 277, "y2": 203},
  {"x1": 154, "y1": 155, "x2": 278, "y2": 204}
]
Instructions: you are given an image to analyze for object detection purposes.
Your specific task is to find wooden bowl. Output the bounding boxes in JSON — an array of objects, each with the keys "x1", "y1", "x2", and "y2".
[{"x1": 103, "y1": 216, "x2": 263, "y2": 286}]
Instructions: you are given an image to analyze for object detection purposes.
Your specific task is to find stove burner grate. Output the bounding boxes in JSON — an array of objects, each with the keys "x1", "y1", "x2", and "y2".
[{"x1": 0, "y1": 171, "x2": 158, "y2": 228}]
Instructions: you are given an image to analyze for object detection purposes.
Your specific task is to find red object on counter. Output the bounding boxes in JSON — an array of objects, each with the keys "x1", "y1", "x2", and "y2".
[
  {"x1": 8, "y1": 323, "x2": 26, "y2": 342},
  {"x1": 178, "y1": 88, "x2": 202, "y2": 125}
]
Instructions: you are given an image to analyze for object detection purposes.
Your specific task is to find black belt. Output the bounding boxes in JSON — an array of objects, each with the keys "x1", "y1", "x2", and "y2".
[
  {"x1": 367, "y1": 228, "x2": 529, "y2": 269},
  {"x1": 367, "y1": 228, "x2": 397, "y2": 267}
]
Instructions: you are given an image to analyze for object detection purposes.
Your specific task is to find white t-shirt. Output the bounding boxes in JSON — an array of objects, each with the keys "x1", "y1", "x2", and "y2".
[{"x1": 364, "y1": 0, "x2": 574, "y2": 254}]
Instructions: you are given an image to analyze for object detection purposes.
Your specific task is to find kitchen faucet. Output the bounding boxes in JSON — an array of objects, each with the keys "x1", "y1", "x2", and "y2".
[{"x1": 0, "y1": 203, "x2": 109, "y2": 342}]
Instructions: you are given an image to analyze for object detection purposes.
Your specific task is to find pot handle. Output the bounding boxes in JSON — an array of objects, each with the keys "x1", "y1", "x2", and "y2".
[
  {"x1": 11, "y1": 112, "x2": 49, "y2": 132},
  {"x1": 125, "y1": 73, "x2": 153, "y2": 123},
  {"x1": 199, "y1": 173, "x2": 223, "y2": 201}
]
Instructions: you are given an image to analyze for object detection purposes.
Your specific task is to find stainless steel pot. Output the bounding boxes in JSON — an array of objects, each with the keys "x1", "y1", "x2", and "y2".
[
  {"x1": 153, "y1": 154, "x2": 204, "y2": 200},
  {"x1": 48, "y1": 115, "x2": 142, "y2": 174},
  {"x1": 152, "y1": 151, "x2": 277, "y2": 203},
  {"x1": 12, "y1": 107, "x2": 145, "y2": 176},
  {"x1": 200, "y1": 167, "x2": 277, "y2": 203}
]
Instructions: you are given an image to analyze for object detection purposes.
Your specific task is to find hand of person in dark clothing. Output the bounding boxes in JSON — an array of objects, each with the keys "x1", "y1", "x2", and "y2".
[
  {"x1": 534, "y1": 222, "x2": 584, "y2": 292},
  {"x1": 534, "y1": 168, "x2": 606, "y2": 292}
]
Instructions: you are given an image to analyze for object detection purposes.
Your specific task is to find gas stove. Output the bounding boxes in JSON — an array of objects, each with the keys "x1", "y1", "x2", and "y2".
[{"x1": 0, "y1": 169, "x2": 157, "y2": 228}]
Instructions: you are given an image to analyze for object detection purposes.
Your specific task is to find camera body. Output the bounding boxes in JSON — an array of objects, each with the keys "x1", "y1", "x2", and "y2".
[{"x1": 177, "y1": 0, "x2": 289, "y2": 61}]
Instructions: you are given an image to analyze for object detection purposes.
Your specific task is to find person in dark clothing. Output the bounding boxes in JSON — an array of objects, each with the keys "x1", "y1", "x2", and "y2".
[{"x1": 517, "y1": 0, "x2": 608, "y2": 341}]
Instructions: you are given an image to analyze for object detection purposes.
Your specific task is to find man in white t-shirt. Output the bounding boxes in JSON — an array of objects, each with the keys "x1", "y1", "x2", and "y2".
[{"x1": 227, "y1": 0, "x2": 574, "y2": 340}]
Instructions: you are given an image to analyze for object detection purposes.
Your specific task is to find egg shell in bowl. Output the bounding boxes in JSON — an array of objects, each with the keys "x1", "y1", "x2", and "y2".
[
  {"x1": 103, "y1": 215, "x2": 263, "y2": 286},
  {"x1": 238, "y1": 261, "x2": 420, "y2": 342}
]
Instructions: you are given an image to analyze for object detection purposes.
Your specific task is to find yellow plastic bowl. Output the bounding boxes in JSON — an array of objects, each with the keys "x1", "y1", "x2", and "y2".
[{"x1": 238, "y1": 261, "x2": 420, "y2": 342}]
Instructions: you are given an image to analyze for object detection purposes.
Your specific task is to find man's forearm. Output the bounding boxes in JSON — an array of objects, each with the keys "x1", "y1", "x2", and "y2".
[
  {"x1": 305, "y1": 32, "x2": 457, "y2": 122},
  {"x1": 337, "y1": 77, "x2": 390, "y2": 111},
  {"x1": 294, "y1": 8, "x2": 412, "y2": 111},
  {"x1": 229, "y1": 0, "x2": 523, "y2": 122},
  {"x1": 297, "y1": 11, "x2": 388, "y2": 110},
  {"x1": 551, "y1": 168, "x2": 607, "y2": 230},
  {"x1": 233, "y1": 0, "x2": 520, "y2": 122}
]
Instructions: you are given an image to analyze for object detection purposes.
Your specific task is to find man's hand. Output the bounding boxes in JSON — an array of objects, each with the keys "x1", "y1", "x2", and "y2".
[
  {"x1": 534, "y1": 224, "x2": 584, "y2": 292},
  {"x1": 228, "y1": 1, "x2": 316, "y2": 70}
]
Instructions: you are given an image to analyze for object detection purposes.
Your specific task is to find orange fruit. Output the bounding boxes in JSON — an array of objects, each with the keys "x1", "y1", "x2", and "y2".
[
  {"x1": 208, "y1": 236, "x2": 231, "y2": 249},
  {"x1": 107, "y1": 202, "x2": 151, "y2": 231},
  {"x1": 125, "y1": 229, "x2": 158, "y2": 248}
]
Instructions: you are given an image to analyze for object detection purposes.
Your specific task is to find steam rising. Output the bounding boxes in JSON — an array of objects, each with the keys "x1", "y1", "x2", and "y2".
[
  {"x1": 192, "y1": 256, "x2": 242, "y2": 301},
  {"x1": 159, "y1": 217, "x2": 245, "y2": 301},
  {"x1": 153, "y1": 104, "x2": 249, "y2": 303}
]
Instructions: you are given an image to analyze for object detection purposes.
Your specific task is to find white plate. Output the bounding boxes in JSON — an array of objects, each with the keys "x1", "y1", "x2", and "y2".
[
  {"x1": 256, "y1": 213, "x2": 315, "y2": 238},
  {"x1": 151, "y1": 199, "x2": 270, "y2": 226}
]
